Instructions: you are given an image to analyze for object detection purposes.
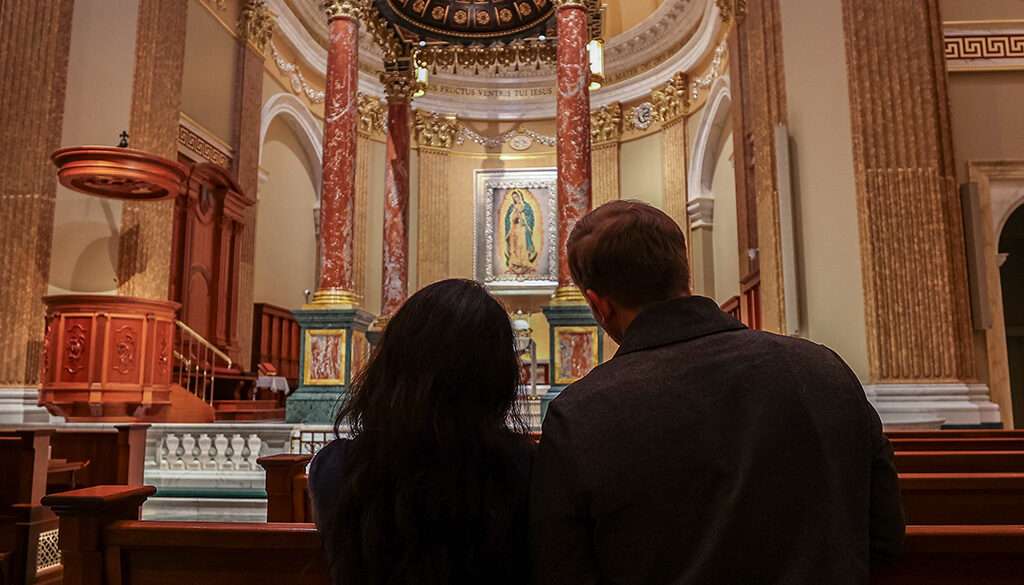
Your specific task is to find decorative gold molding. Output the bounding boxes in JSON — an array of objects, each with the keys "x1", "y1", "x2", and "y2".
[
  {"x1": 552, "y1": 0, "x2": 587, "y2": 9},
  {"x1": 324, "y1": 0, "x2": 363, "y2": 23},
  {"x1": 651, "y1": 72, "x2": 690, "y2": 126},
  {"x1": 945, "y1": 32, "x2": 1024, "y2": 71},
  {"x1": 417, "y1": 42, "x2": 557, "y2": 76},
  {"x1": 380, "y1": 70, "x2": 416, "y2": 103},
  {"x1": 716, "y1": 0, "x2": 746, "y2": 24},
  {"x1": 414, "y1": 110, "x2": 460, "y2": 150},
  {"x1": 590, "y1": 102, "x2": 622, "y2": 145},
  {"x1": 178, "y1": 124, "x2": 231, "y2": 168},
  {"x1": 357, "y1": 93, "x2": 387, "y2": 135},
  {"x1": 239, "y1": 0, "x2": 276, "y2": 55},
  {"x1": 362, "y1": 3, "x2": 405, "y2": 62}
]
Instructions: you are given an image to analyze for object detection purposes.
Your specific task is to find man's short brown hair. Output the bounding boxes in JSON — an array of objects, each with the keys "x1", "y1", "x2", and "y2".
[{"x1": 567, "y1": 200, "x2": 690, "y2": 310}]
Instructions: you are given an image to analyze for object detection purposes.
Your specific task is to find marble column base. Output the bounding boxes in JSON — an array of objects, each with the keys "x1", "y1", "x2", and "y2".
[
  {"x1": 286, "y1": 308, "x2": 374, "y2": 424},
  {"x1": 865, "y1": 382, "x2": 1003, "y2": 430},
  {"x1": 540, "y1": 304, "x2": 602, "y2": 419},
  {"x1": 0, "y1": 387, "x2": 60, "y2": 424}
]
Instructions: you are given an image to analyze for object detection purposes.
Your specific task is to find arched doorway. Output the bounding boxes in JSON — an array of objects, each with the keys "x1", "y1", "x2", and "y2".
[{"x1": 1000, "y1": 204, "x2": 1024, "y2": 425}]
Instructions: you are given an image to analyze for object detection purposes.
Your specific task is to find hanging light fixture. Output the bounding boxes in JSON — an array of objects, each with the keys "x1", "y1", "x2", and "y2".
[{"x1": 587, "y1": 38, "x2": 604, "y2": 91}]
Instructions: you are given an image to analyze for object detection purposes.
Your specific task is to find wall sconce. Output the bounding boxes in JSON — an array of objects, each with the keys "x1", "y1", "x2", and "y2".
[{"x1": 587, "y1": 38, "x2": 604, "y2": 91}]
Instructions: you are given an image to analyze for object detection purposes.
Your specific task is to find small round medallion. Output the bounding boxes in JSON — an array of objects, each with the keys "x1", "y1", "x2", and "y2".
[{"x1": 509, "y1": 134, "x2": 533, "y2": 151}]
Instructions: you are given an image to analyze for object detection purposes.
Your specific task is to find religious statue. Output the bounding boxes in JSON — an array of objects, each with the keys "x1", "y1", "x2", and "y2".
[{"x1": 503, "y1": 189, "x2": 539, "y2": 275}]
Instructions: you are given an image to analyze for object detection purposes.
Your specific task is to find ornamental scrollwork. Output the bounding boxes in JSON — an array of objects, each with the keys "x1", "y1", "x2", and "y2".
[
  {"x1": 414, "y1": 110, "x2": 460, "y2": 150},
  {"x1": 380, "y1": 70, "x2": 417, "y2": 103},
  {"x1": 324, "y1": 0, "x2": 364, "y2": 22},
  {"x1": 716, "y1": 0, "x2": 747, "y2": 24},
  {"x1": 651, "y1": 72, "x2": 690, "y2": 126},
  {"x1": 64, "y1": 324, "x2": 87, "y2": 374},
  {"x1": 239, "y1": 1, "x2": 276, "y2": 55},
  {"x1": 590, "y1": 102, "x2": 622, "y2": 145},
  {"x1": 357, "y1": 93, "x2": 388, "y2": 135},
  {"x1": 113, "y1": 326, "x2": 137, "y2": 375}
]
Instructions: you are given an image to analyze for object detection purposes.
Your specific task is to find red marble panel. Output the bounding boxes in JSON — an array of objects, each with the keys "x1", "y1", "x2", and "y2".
[{"x1": 381, "y1": 100, "x2": 411, "y2": 318}]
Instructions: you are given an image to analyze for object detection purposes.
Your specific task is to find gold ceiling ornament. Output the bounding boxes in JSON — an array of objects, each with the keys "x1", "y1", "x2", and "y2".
[
  {"x1": 590, "y1": 102, "x2": 622, "y2": 145},
  {"x1": 362, "y1": 4, "x2": 407, "y2": 62},
  {"x1": 417, "y1": 42, "x2": 556, "y2": 75},
  {"x1": 324, "y1": 0, "x2": 364, "y2": 23},
  {"x1": 357, "y1": 93, "x2": 388, "y2": 135},
  {"x1": 651, "y1": 72, "x2": 691, "y2": 126},
  {"x1": 239, "y1": 1, "x2": 276, "y2": 55},
  {"x1": 380, "y1": 70, "x2": 418, "y2": 102},
  {"x1": 552, "y1": 0, "x2": 588, "y2": 8},
  {"x1": 414, "y1": 110, "x2": 461, "y2": 150}
]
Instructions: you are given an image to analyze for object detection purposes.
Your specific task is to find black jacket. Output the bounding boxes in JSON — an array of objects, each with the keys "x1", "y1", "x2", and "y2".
[{"x1": 530, "y1": 295, "x2": 904, "y2": 585}]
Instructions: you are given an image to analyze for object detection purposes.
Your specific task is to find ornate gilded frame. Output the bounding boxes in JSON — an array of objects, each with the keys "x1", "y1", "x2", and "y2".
[
  {"x1": 473, "y1": 167, "x2": 558, "y2": 295},
  {"x1": 303, "y1": 328, "x2": 348, "y2": 386}
]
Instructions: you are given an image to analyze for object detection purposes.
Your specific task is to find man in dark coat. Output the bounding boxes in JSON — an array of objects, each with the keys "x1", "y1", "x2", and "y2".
[{"x1": 530, "y1": 200, "x2": 904, "y2": 585}]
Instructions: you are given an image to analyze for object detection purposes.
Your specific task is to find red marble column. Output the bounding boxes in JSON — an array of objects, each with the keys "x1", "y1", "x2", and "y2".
[
  {"x1": 554, "y1": 0, "x2": 592, "y2": 302},
  {"x1": 379, "y1": 72, "x2": 414, "y2": 323},
  {"x1": 315, "y1": 1, "x2": 362, "y2": 307}
]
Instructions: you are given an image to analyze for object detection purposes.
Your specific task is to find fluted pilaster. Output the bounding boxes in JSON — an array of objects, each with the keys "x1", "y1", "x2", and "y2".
[
  {"x1": 0, "y1": 0, "x2": 75, "y2": 384},
  {"x1": 117, "y1": 0, "x2": 188, "y2": 300},
  {"x1": 413, "y1": 111, "x2": 459, "y2": 289},
  {"x1": 590, "y1": 103, "x2": 621, "y2": 207},
  {"x1": 842, "y1": 0, "x2": 975, "y2": 383}
]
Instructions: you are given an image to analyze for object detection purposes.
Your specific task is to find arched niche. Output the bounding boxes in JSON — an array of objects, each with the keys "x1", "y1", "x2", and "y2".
[
  {"x1": 687, "y1": 75, "x2": 733, "y2": 300},
  {"x1": 255, "y1": 94, "x2": 322, "y2": 310}
]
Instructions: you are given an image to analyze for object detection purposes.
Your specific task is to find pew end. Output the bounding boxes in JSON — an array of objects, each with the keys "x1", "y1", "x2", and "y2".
[
  {"x1": 42, "y1": 485, "x2": 328, "y2": 585},
  {"x1": 257, "y1": 453, "x2": 313, "y2": 523}
]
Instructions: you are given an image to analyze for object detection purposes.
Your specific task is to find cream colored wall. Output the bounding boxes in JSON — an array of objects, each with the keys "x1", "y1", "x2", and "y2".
[
  {"x1": 941, "y1": 0, "x2": 1024, "y2": 20},
  {"x1": 711, "y1": 133, "x2": 740, "y2": 305},
  {"x1": 254, "y1": 117, "x2": 319, "y2": 309},
  {"x1": 181, "y1": 0, "x2": 237, "y2": 144},
  {"x1": 949, "y1": 72, "x2": 1024, "y2": 183},
  {"x1": 778, "y1": 0, "x2": 869, "y2": 380},
  {"x1": 620, "y1": 133, "x2": 665, "y2": 208},
  {"x1": 49, "y1": 0, "x2": 139, "y2": 296}
]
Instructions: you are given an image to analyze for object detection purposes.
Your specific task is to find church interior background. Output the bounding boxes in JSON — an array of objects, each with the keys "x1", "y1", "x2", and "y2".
[{"x1": 3, "y1": 0, "x2": 1024, "y2": 557}]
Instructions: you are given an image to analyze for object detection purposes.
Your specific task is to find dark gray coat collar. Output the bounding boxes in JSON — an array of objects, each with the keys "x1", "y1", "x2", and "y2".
[{"x1": 615, "y1": 295, "x2": 747, "y2": 357}]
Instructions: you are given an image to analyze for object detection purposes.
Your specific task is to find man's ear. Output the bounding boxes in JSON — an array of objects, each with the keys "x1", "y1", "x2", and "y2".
[{"x1": 584, "y1": 289, "x2": 612, "y2": 326}]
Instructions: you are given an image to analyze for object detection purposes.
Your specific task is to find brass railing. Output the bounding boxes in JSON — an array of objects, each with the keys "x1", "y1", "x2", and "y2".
[{"x1": 174, "y1": 320, "x2": 232, "y2": 405}]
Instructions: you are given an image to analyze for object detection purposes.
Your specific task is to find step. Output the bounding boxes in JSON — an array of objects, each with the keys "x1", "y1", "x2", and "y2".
[
  {"x1": 214, "y1": 408, "x2": 286, "y2": 422},
  {"x1": 213, "y1": 400, "x2": 282, "y2": 412}
]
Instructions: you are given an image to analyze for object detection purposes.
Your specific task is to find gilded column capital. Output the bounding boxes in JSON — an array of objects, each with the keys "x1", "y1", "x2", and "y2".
[
  {"x1": 651, "y1": 72, "x2": 690, "y2": 126},
  {"x1": 414, "y1": 110, "x2": 460, "y2": 151},
  {"x1": 716, "y1": 0, "x2": 747, "y2": 24},
  {"x1": 323, "y1": 0, "x2": 363, "y2": 23},
  {"x1": 357, "y1": 93, "x2": 387, "y2": 135},
  {"x1": 238, "y1": 1, "x2": 276, "y2": 55},
  {"x1": 552, "y1": 0, "x2": 588, "y2": 9},
  {"x1": 380, "y1": 70, "x2": 417, "y2": 103},
  {"x1": 590, "y1": 102, "x2": 622, "y2": 146}
]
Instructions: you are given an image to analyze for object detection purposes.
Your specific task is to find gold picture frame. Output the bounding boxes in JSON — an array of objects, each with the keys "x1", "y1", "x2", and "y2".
[
  {"x1": 552, "y1": 326, "x2": 600, "y2": 385},
  {"x1": 303, "y1": 329, "x2": 347, "y2": 386}
]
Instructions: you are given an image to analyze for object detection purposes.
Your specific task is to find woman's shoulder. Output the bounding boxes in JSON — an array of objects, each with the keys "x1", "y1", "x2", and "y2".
[{"x1": 308, "y1": 437, "x2": 352, "y2": 492}]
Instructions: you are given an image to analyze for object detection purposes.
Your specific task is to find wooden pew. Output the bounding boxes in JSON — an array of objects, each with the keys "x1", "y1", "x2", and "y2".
[
  {"x1": 900, "y1": 473, "x2": 1024, "y2": 525},
  {"x1": 258, "y1": 454, "x2": 312, "y2": 523},
  {"x1": 871, "y1": 525, "x2": 1024, "y2": 585},
  {"x1": 0, "y1": 431, "x2": 60, "y2": 585},
  {"x1": 895, "y1": 451, "x2": 1024, "y2": 473},
  {"x1": 891, "y1": 438, "x2": 1024, "y2": 452},
  {"x1": 888, "y1": 430, "x2": 1024, "y2": 439},
  {"x1": 42, "y1": 486, "x2": 327, "y2": 585},
  {"x1": 41, "y1": 485, "x2": 1024, "y2": 585},
  {"x1": 0, "y1": 425, "x2": 149, "y2": 585}
]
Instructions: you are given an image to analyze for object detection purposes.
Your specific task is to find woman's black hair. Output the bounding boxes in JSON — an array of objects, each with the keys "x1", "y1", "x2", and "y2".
[{"x1": 323, "y1": 278, "x2": 529, "y2": 585}]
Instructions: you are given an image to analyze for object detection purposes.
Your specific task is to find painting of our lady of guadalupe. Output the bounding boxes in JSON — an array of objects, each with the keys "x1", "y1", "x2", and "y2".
[
  {"x1": 501, "y1": 189, "x2": 541, "y2": 276},
  {"x1": 473, "y1": 168, "x2": 558, "y2": 294}
]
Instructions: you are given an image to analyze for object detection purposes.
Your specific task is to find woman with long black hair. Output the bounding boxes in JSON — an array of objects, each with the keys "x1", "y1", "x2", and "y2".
[{"x1": 308, "y1": 278, "x2": 535, "y2": 585}]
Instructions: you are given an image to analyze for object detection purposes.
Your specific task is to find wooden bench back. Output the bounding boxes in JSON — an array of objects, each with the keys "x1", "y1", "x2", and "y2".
[
  {"x1": 0, "y1": 431, "x2": 58, "y2": 585},
  {"x1": 891, "y1": 438, "x2": 1024, "y2": 452},
  {"x1": 900, "y1": 473, "x2": 1024, "y2": 525},
  {"x1": 49, "y1": 424, "x2": 148, "y2": 486},
  {"x1": 887, "y1": 430, "x2": 1024, "y2": 439},
  {"x1": 895, "y1": 451, "x2": 1024, "y2": 473}
]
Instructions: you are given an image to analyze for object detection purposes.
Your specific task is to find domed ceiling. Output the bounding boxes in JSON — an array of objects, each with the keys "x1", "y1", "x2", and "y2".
[{"x1": 377, "y1": 0, "x2": 556, "y2": 43}]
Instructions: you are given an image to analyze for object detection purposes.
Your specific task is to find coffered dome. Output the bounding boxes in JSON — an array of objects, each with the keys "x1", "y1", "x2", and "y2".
[{"x1": 377, "y1": 0, "x2": 555, "y2": 43}]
